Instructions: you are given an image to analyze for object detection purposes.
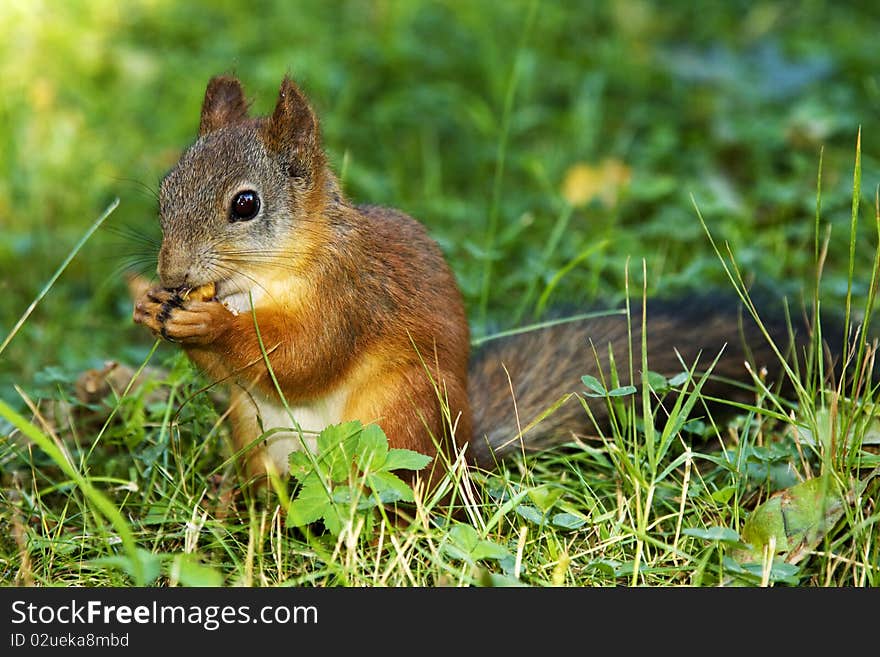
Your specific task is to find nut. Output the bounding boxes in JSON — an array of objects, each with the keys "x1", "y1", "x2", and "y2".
[{"x1": 182, "y1": 282, "x2": 217, "y2": 301}]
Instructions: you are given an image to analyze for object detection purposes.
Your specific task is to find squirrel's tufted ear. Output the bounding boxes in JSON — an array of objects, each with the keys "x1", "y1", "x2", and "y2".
[
  {"x1": 199, "y1": 75, "x2": 250, "y2": 136},
  {"x1": 260, "y1": 75, "x2": 324, "y2": 177}
]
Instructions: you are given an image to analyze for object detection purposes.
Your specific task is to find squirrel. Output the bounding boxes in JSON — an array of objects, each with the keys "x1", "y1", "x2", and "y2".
[{"x1": 133, "y1": 73, "x2": 833, "y2": 487}]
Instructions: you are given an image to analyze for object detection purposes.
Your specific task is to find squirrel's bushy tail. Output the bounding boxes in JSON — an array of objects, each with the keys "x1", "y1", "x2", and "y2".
[{"x1": 467, "y1": 293, "x2": 843, "y2": 468}]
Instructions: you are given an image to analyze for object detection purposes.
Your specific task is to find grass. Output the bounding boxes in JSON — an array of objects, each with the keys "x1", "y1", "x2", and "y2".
[{"x1": 2, "y1": 1, "x2": 880, "y2": 587}]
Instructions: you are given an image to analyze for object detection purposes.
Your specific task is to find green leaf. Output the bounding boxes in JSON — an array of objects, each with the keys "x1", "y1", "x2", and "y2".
[
  {"x1": 322, "y1": 505, "x2": 344, "y2": 537},
  {"x1": 551, "y1": 512, "x2": 587, "y2": 530},
  {"x1": 739, "y1": 560, "x2": 801, "y2": 584},
  {"x1": 288, "y1": 451, "x2": 313, "y2": 481},
  {"x1": 448, "y1": 523, "x2": 480, "y2": 552},
  {"x1": 283, "y1": 419, "x2": 429, "y2": 538},
  {"x1": 331, "y1": 484, "x2": 379, "y2": 511},
  {"x1": 710, "y1": 485, "x2": 737, "y2": 504},
  {"x1": 170, "y1": 554, "x2": 224, "y2": 587},
  {"x1": 682, "y1": 526, "x2": 742, "y2": 543},
  {"x1": 89, "y1": 548, "x2": 162, "y2": 585},
  {"x1": 721, "y1": 556, "x2": 800, "y2": 585},
  {"x1": 736, "y1": 474, "x2": 845, "y2": 564},
  {"x1": 515, "y1": 504, "x2": 545, "y2": 525},
  {"x1": 287, "y1": 497, "x2": 325, "y2": 528},
  {"x1": 443, "y1": 524, "x2": 510, "y2": 563},
  {"x1": 317, "y1": 421, "x2": 363, "y2": 482},
  {"x1": 382, "y1": 448, "x2": 433, "y2": 472},
  {"x1": 581, "y1": 375, "x2": 606, "y2": 395},
  {"x1": 471, "y1": 540, "x2": 512, "y2": 561},
  {"x1": 643, "y1": 370, "x2": 669, "y2": 392},
  {"x1": 441, "y1": 543, "x2": 472, "y2": 562},
  {"x1": 721, "y1": 555, "x2": 747, "y2": 575},
  {"x1": 668, "y1": 371, "x2": 690, "y2": 387},
  {"x1": 585, "y1": 559, "x2": 619, "y2": 577},
  {"x1": 286, "y1": 475, "x2": 330, "y2": 527},
  {"x1": 368, "y1": 471, "x2": 415, "y2": 503},
  {"x1": 482, "y1": 573, "x2": 527, "y2": 587},
  {"x1": 682, "y1": 418, "x2": 708, "y2": 436},
  {"x1": 316, "y1": 420, "x2": 362, "y2": 454},
  {"x1": 613, "y1": 561, "x2": 648, "y2": 577},
  {"x1": 527, "y1": 485, "x2": 563, "y2": 512},
  {"x1": 355, "y1": 424, "x2": 389, "y2": 473},
  {"x1": 582, "y1": 376, "x2": 637, "y2": 398}
]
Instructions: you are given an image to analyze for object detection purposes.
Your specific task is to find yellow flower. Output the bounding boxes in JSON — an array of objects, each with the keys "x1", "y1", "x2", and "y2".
[{"x1": 561, "y1": 159, "x2": 632, "y2": 208}]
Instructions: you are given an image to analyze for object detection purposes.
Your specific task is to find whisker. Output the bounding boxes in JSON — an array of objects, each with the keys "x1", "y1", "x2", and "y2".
[
  {"x1": 206, "y1": 261, "x2": 281, "y2": 306},
  {"x1": 105, "y1": 224, "x2": 162, "y2": 249},
  {"x1": 209, "y1": 263, "x2": 271, "y2": 295},
  {"x1": 217, "y1": 259, "x2": 304, "y2": 276},
  {"x1": 112, "y1": 176, "x2": 161, "y2": 202},
  {"x1": 218, "y1": 251, "x2": 305, "y2": 261},
  {"x1": 219, "y1": 254, "x2": 301, "y2": 264},
  {"x1": 98, "y1": 245, "x2": 158, "y2": 258},
  {"x1": 105, "y1": 259, "x2": 157, "y2": 284},
  {"x1": 101, "y1": 255, "x2": 158, "y2": 269}
]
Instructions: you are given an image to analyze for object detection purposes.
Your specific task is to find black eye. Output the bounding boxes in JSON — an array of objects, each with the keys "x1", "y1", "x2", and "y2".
[{"x1": 230, "y1": 190, "x2": 260, "y2": 221}]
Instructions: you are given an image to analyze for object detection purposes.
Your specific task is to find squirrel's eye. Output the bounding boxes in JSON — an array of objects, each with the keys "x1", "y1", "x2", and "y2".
[{"x1": 230, "y1": 190, "x2": 260, "y2": 222}]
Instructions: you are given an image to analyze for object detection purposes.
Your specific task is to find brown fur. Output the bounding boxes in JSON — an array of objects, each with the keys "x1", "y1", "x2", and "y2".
[
  {"x1": 468, "y1": 295, "x2": 825, "y2": 467},
  {"x1": 134, "y1": 74, "x2": 469, "y2": 484},
  {"x1": 199, "y1": 76, "x2": 251, "y2": 137},
  {"x1": 134, "y1": 73, "x2": 835, "y2": 488}
]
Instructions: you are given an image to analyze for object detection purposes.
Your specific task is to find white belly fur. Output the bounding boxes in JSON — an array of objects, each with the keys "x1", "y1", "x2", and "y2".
[
  {"x1": 251, "y1": 388, "x2": 348, "y2": 474},
  {"x1": 219, "y1": 280, "x2": 347, "y2": 474}
]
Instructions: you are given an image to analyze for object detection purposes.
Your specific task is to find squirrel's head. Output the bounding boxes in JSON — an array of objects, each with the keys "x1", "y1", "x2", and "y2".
[{"x1": 157, "y1": 74, "x2": 332, "y2": 303}]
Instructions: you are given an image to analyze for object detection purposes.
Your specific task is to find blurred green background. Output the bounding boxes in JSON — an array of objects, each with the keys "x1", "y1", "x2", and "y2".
[{"x1": 1, "y1": 0, "x2": 879, "y2": 408}]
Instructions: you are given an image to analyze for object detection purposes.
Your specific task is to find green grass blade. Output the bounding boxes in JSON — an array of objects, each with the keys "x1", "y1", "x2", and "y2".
[
  {"x1": 477, "y1": 0, "x2": 538, "y2": 333},
  {"x1": 0, "y1": 398, "x2": 144, "y2": 585},
  {"x1": 0, "y1": 198, "x2": 119, "y2": 357}
]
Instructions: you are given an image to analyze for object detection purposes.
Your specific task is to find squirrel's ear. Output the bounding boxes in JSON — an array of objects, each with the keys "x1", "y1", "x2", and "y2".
[
  {"x1": 260, "y1": 76, "x2": 323, "y2": 174},
  {"x1": 199, "y1": 75, "x2": 249, "y2": 136}
]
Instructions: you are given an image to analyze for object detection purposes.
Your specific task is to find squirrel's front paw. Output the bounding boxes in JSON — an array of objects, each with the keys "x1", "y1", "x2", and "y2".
[
  {"x1": 133, "y1": 287, "x2": 176, "y2": 336},
  {"x1": 133, "y1": 287, "x2": 230, "y2": 345}
]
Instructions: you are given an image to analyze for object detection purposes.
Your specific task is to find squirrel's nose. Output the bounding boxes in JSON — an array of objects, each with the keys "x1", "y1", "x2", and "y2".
[{"x1": 157, "y1": 242, "x2": 190, "y2": 289}]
